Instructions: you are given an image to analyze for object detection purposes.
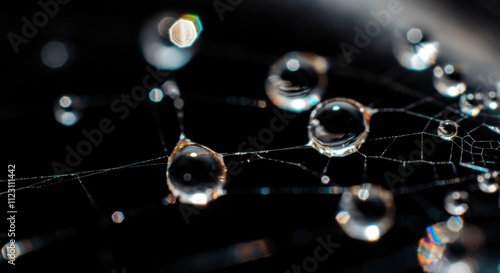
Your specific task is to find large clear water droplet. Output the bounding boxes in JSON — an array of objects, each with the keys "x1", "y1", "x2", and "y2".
[
  {"x1": 477, "y1": 171, "x2": 499, "y2": 193},
  {"x1": 392, "y1": 28, "x2": 439, "y2": 71},
  {"x1": 167, "y1": 141, "x2": 227, "y2": 206},
  {"x1": 139, "y1": 13, "x2": 197, "y2": 70},
  {"x1": 308, "y1": 97, "x2": 371, "y2": 157},
  {"x1": 265, "y1": 52, "x2": 328, "y2": 112},
  {"x1": 459, "y1": 92, "x2": 485, "y2": 117},
  {"x1": 336, "y1": 184, "x2": 395, "y2": 242},
  {"x1": 444, "y1": 191, "x2": 469, "y2": 216},
  {"x1": 433, "y1": 65, "x2": 467, "y2": 97},
  {"x1": 438, "y1": 120, "x2": 458, "y2": 141},
  {"x1": 54, "y1": 94, "x2": 85, "y2": 126}
]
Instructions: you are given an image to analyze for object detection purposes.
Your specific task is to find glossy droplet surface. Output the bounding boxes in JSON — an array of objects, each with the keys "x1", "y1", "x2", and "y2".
[
  {"x1": 433, "y1": 65, "x2": 467, "y2": 97},
  {"x1": 459, "y1": 92, "x2": 485, "y2": 117},
  {"x1": 336, "y1": 184, "x2": 395, "y2": 242},
  {"x1": 438, "y1": 120, "x2": 458, "y2": 141},
  {"x1": 477, "y1": 171, "x2": 499, "y2": 193},
  {"x1": 265, "y1": 52, "x2": 328, "y2": 112},
  {"x1": 308, "y1": 98, "x2": 370, "y2": 157},
  {"x1": 393, "y1": 28, "x2": 439, "y2": 71},
  {"x1": 167, "y1": 141, "x2": 227, "y2": 206},
  {"x1": 54, "y1": 94, "x2": 85, "y2": 126},
  {"x1": 111, "y1": 211, "x2": 125, "y2": 224},
  {"x1": 444, "y1": 191, "x2": 469, "y2": 216}
]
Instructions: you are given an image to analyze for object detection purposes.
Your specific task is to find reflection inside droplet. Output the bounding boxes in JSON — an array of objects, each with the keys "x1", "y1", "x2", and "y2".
[
  {"x1": 308, "y1": 97, "x2": 371, "y2": 157},
  {"x1": 335, "y1": 184, "x2": 395, "y2": 242},
  {"x1": 477, "y1": 171, "x2": 499, "y2": 193},
  {"x1": 140, "y1": 13, "x2": 197, "y2": 70},
  {"x1": 41, "y1": 41, "x2": 69, "y2": 69},
  {"x1": 392, "y1": 28, "x2": 439, "y2": 71},
  {"x1": 433, "y1": 65, "x2": 467, "y2": 97},
  {"x1": 111, "y1": 211, "x2": 125, "y2": 224},
  {"x1": 265, "y1": 52, "x2": 328, "y2": 112},
  {"x1": 438, "y1": 120, "x2": 458, "y2": 141},
  {"x1": 54, "y1": 94, "x2": 84, "y2": 126},
  {"x1": 444, "y1": 191, "x2": 469, "y2": 216},
  {"x1": 459, "y1": 92, "x2": 485, "y2": 118},
  {"x1": 167, "y1": 140, "x2": 227, "y2": 206}
]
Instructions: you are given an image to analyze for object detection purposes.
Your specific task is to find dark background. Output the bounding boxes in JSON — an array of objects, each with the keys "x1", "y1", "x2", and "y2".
[{"x1": 2, "y1": 0, "x2": 500, "y2": 272}]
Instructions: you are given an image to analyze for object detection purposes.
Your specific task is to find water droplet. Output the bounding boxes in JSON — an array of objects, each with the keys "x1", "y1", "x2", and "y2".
[
  {"x1": 265, "y1": 52, "x2": 328, "y2": 112},
  {"x1": 483, "y1": 87, "x2": 500, "y2": 110},
  {"x1": 433, "y1": 65, "x2": 467, "y2": 97},
  {"x1": 149, "y1": 87, "x2": 164, "y2": 103},
  {"x1": 321, "y1": 175, "x2": 330, "y2": 184},
  {"x1": 438, "y1": 120, "x2": 459, "y2": 141},
  {"x1": 41, "y1": 41, "x2": 69, "y2": 69},
  {"x1": 167, "y1": 141, "x2": 227, "y2": 206},
  {"x1": 162, "y1": 193, "x2": 177, "y2": 205},
  {"x1": 308, "y1": 98, "x2": 371, "y2": 157},
  {"x1": 1, "y1": 242, "x2": 22, "y2": 261},
  {"x1": 418, "y1": 237, "x2": 446, "y2": 273},
  {"x1": 139, "y1": 13, "x2": 196, "y2": 70},
  {"x1": 444, "y1": 191, "x2": 469, "y2": 216},
  {"x1": 111, "y1": 211, "x2": 125, "y2": 224},
  {"x1": 169, "y1": 14, "x2": 203, "y2": 48},
  {"x1": 477, "y1": 171, "x2": 499, "y2": 193},
  {"x1": 392, "y1": 28, "x2": 439, "y2": 71},
  {"x1": 459, "y1": 92, "x2": 485, "y2": 117},
  {"x1": 336, "y1": 184, "x2": 395, "y2": 242},
  {"x1": 54, "y1": 94, "x2": 85, "y2": 126}
]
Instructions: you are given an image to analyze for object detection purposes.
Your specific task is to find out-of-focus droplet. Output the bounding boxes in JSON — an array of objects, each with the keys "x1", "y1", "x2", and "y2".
[
  {"x1": 140, "y1": 13, "x2": 197, "y2": 70},
  {"x1": 321, "y1": 175, "x2": 330, "y2": 184},
  {"x1": 111, "y1": 211, "x2": 125, "y2": 224},
  {"x1": 167, "y1": 140, "x2": 227, "y2": 206},
  {"x1": 41, "y1": 41, "x2": 69, "y2": 69},
  {"x1": 444, "y1": 191, "x2": 469, "y2": 216},
  {"x1": 265, "y1": 52, "x2": 328, "y2": 112},
  {"x1": 459, "y1": 92, "x2": 485, "y2": 117},
  {"x1": 169, "y1": 14, "x2": 203, "y2": 48},
  {"x1": 393, "y1": 28, "x2": 439, "y2": 71},
  {"x1": 418, "y1": 237, "x2": 446, "y2": 273},
  {"x1": 438, "y1": 120, "x2": 459, "y2": 141},
  {"x1": 149, "y1": 87, "x2": 164, "y2": 103},
  {"x1": 477, "y1": 171, "x2": 499, "y2": 193},
  {"x1": 336, "y1": 184, "x2": 395, "y2": 242},
  {"x1": 162, "y1": 193, "x2": 177, "y2": 205},
  {"x1": 427, "y1": 221, "x2": 460, "y2": 244},
  {"x1": 54, "y1": 94, "x2": 85, "y2": 126},
  {"x1": 483, "y1": 86, "x2": 500, "y2": 110},
  {"x1": 433, "y1": 65, "x2": 467, "y2": 98},
  {"x1": 308, "y1": 98, "x2": 371, "y2": 157}
]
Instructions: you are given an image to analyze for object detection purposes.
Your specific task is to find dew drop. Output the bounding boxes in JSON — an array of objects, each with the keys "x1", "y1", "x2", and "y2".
[
  {"x1": 149, "y1": 88, "x2": 164, "y2": 103},
  {"x1": 111, "y1": 211, "x2": 125, "y2": 224},
  {"x1": 477, "y1": 171, "x2": 499, "y2": 193},
  {"x1": 162, "y1": 193, "x2": 177, "y2": 205},
  {"x1": 392, "y1": 28, "x2": 439, "y2": 71},
  {"x1": 139, "y1": 13, "x2": 197, "y2": 70},
  {"x1": 483, "y1": 87, "x2": 500, "y2": 110},
  {"x1": 265, "y1": 52, "x2": 328, "y2": 112},
  {"x1": 54, "y1": 94, "x2": 85, "y2": 126},
  {"x1": 308, "y1": 98, "x2": 371, "y2": 157},
  {"x1": 41, "y1": 41, "x2": 69, "y2": 69},
  {"x1": 433, "y1": 65, "x2": 467, "y2": 97},
  {"x1": 444, "y1": 191, "x2": 469, "y2": 216},
  {"x1": 417, "y1": 237, "x2": 446, "y2": 273},
  {"x1": 438, "y1": 120, "x2": 458, "y2": 141},
  {"x1": 1, "y1": 242, "x2": 22, "y2": 261},
  {"x1": 335, "y1": 184, "x2": 395, "y2": 242},
  {"x1": 321, "y1": 175, "x2": 330, "y2": 185},
  {"x1": 459, "y1": 92, "x2": 485, "y2": 117},
  {"x1": 167, "y1": 141, "x2": 227, "y2": 206}
]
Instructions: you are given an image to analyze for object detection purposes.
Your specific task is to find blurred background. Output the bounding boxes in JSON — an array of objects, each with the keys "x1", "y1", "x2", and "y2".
[{"x1": 2, "y1": 0, "x2": 500, "y2": 272}]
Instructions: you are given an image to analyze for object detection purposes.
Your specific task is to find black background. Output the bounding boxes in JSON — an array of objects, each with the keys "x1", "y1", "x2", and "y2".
[{"x1": 2, "y1": 0, "x2": 500, "y2": 272}]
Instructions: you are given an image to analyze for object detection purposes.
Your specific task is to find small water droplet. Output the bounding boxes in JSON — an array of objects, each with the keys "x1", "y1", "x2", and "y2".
[
  {"x1": 265, "y1": 52, "x2": 328, "y2": 112},
  {"x1": 1, "y1": 242, "x2": 22, "y2": 261},
  {"x1": 149, "y1": 88, "x2": 164, "y2": 102},
  {"x1": 477, "y1": 171, "x2": 499, "y2": 193},
  {"x1": 336, "y1": 184, "x2": 395, "y2": 242},
  {"x1": 139, "y1": 13, "x2": 196, "y2": 70},
  {"x1": 438, "y1": 120, "x2": 459, "y2": 141},
  {"x1": 392, "y1": 28, "x2": 439, "y2": 71},
  {"x1": 111, "y1": 211, "x2": 125, "y2": 224},
  {"x1": 162, "y1": 193, "x2": 177, "y2": 205},
  {"x1": 433, "y1": 65, "x2": 467, "y2": 97},
  {"x1": 169, "y1": 14, "x2": 203, "y2": 48},
  {"x1": 41, "y1": 41, "x2": 69, "y2": 69},
  {"x1": 444, "y1": 191, "x2": 469, "y2": 216},
  {"x1": 459, "y1": 92, "x2": 485, "y2": 117},
  {"x1": 167, "y1": 141, "x2": 227, "y2": 206},
  {"x1": 54, "y1": 94, "x2": 85, "y2": 126},
  {"x1": 417, "y1": 237, "x2": 446, "y2": 273},
  {"x1": 483, "y1": 87, "x2": 500, "y2": 110},
  {"x1": 321, "y1": 175, "x2": 330, "y2": 184},
  {"x1": 308, "y1": 98, "x2": 371, "y2": 157}
]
